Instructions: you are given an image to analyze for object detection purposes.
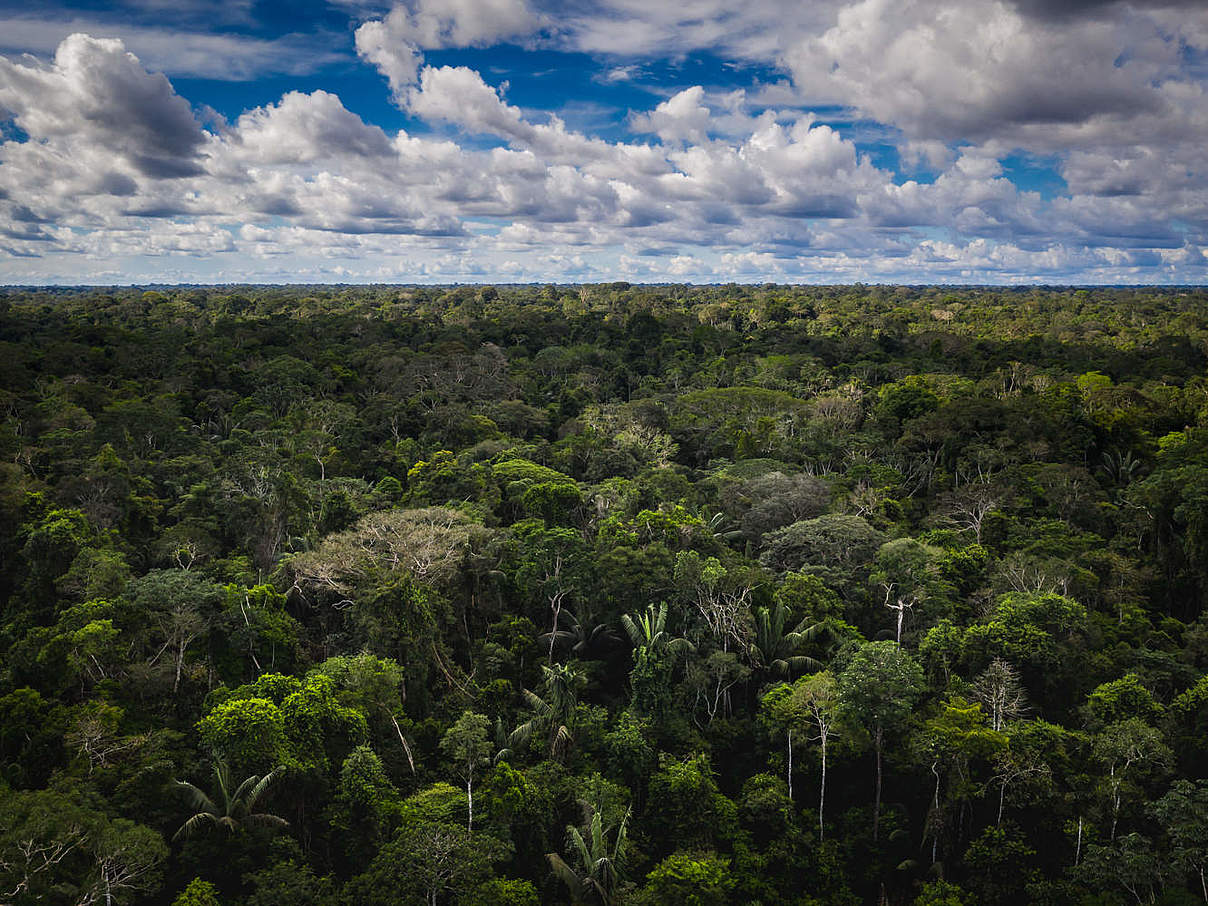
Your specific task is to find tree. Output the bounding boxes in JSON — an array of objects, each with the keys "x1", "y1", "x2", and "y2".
[
  {"x1": 749, "y1": 599, "x2": 821, "y2": 678},
  {"x1": 287, "y1": 506, "x2": 485, "y2": 601},
  {"x1": 836, "y1": 640, "x2": 924, "y2": 841},
  {"x1": 547, "y1": 805, "x2": 630, "y2": 906},
  {"x1": 0, "y1": 789, "x2": 94, "y2": 904},
  {"x1": 196, "y1": 697, "x2": 289, "y2": 774},
  {"x1": 330, "y1": 746, "x2": 401, "y2": 857},
  {"x1": 126, "y1": 568, "x2": 224, "y2": 695},
  {"x1": 645, "y1": 754, "x2": 737, "y2": 854},
  {"x1": 1078, "y1": 833, "x2": 1164, "y2": 906},
  {"x1": 84, "y1": 819, "x2": 168, "y2": 906},
  {"x1": 473, "y1": 878, "x2": 540, "y2": 906},
  {"x1": 914, "y1": 698, "x2": 1006, "y2": 863},
  {"x1": 0, "y1": 789, "x2": 166, "y2": 906},
  {"x1": 1092, "y1": 718, "x2": 1171, "y2": 841},
  {"x1": 346, "y1": 818, "x2": 503, "y2": 906},
  {"x1": 621, "y1": 602, "x2": 693, "y2": 719},
  {"x1": 794, "y1": 671, "x2": 841, "y2": 840},
  {"x1": 172, "y1": 878, "x2": 221, "y2": 906},
  {"x1": 506, "y1": 520, "x2": 589, "y2": 663},
  {"x1": 1149, "y1": 779, "x2": 1208, "y2": 902},
  {"x1": 172, "y1": 762, "x2": 288, "y2": 841},
  {"x1": 309, "y1": 653, "x2": 412, "y2": 769},
  {"x1": 635, "y1": 850, "x2": 734, "y2": 906},
  {"x1": 990, "y1": 746, "x2": 1050, "y2": 827},
  {"x1": 971, "y1": 658, "x2": 1029, "y2": 732},
  {"x1": 674, "y1": 551, "x2": 753, "y2": 654},
  {"x1": 758, "y1": 514, "x2": 885, "y2": 590},
  {"x1": 936, "y1": 482, "x2": 1002, "y2": 544},
  {"x1": 871, "y1": 537, "x2": 951, "y2": 645},
  {"x1": 913, "y1": 880, "x2": 972, "y2": 906},
  {"x1": 510, "y1": 662, "x2": 583, "y2": 761},
  {"x1": 439, "y1": 711, "x2": 492, "y2": 830}
]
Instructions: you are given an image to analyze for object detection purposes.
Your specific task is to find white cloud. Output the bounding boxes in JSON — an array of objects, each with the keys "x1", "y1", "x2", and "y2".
[
  {"x1": 0, "y1": 17, "x2": 345, "y2": 80},
  {"x1": 631, "y1": 86, "x2": 712, "y2": 144},
  {"x1": 229, "y1": 90, "x2": 395, "y2": 164},
  {"x1": 1, "y1": 25, "x2": 1207, "y2": 284},
  {"x1": 356, "y1": 0, "x2": 539, "y2": 96},
  {"x1": 0, "y1": 33, "x2": 206, "y2": 178},
  {"x1": 782, "y1": 0, "x2": 1168, "y2": 144}
]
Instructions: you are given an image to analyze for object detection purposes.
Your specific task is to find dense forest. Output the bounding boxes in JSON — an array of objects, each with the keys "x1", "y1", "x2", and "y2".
[{"x1": 1, "y1": 283, "x2": 1207, "y2": 906}]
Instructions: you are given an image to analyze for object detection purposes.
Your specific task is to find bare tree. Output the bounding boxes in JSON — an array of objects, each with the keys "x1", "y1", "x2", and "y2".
[
  {"x1": 991, "y1": 749, "x2": 1051, "y2": 826},
  {"x1": 938, "y1": 482, "x2": 1002, "y2": 543},
  {"x1": 971, "y1": 659, "x2": 1029, "y2": 732},
  {"x1": 882, "y1": 582, "x2": 918, "y2": 647}
]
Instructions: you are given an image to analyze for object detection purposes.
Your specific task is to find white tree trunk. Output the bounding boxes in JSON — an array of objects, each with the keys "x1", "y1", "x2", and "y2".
[
  {"x1": 819, "y1": 731, "x2": 827, "y2": 842},
  {"x1": 787, "y1": 729, "x2": 793, "y2": 803}
]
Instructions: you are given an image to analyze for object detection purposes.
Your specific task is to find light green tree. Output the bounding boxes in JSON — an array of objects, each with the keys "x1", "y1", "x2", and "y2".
[
  {"x1": 440, "y1": 711, "x2": 492, "y2": 830},
  {"x1": 836, "y1": 640, "x2": 924, "y2": 841}
]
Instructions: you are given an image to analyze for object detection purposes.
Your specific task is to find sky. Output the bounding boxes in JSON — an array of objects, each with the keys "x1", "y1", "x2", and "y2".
[{"x1": 0, "y1": 0, "x2": 1207, "y2": 284}]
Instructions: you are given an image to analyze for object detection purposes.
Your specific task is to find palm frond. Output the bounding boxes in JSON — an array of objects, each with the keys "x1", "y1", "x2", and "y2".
[
  {"x1": 172, "y1": 811, "x2": 216, "y2": 841},
  {"x1": 173, "y1": 780, "x2": 218, "y2": 815},
  {"x1": 245, "y1": 812, "x2": 290, "y2": 830},
  {"x1": 620, "y1": 612, "x2": 644, "y2": 648},
  {"x1": 243, "y1": 769, "x2": 281, "y2": 812},
  {"x1": 546, "y1": 853, "x2": 585, "y2": 901},
  {"x1": 509, "y1": 717, "x2": 536, "y2": 750}
]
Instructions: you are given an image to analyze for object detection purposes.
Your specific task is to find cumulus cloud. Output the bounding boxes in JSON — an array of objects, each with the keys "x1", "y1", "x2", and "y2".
[
  {"x1": 356, "y1": 0, "x2": 539, "y2": 97},
  {"x1": 1, "y1": 18, "x2": 1207, "y2": 284},
  {"x1": 783, "y1": 0, "x2": 1167, "y2": 143},
  {"x1": 0, "y1": 33, "x2": 206, "y2": 178},
  {"x1": 229, "y1": 90, "x2": 395, "y2": 164},
  {"x1": 631, "y1": 87, "x2": 712, "y2": 144}
]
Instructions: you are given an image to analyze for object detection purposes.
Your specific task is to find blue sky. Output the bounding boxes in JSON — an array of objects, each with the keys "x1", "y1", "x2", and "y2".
[{"x1": 0, "y1": 0, "x2": 1206, "y2": 283}]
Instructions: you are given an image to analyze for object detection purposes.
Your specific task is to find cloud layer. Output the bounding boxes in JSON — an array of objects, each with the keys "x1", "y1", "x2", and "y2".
[{"x1": 0, "y1": 0, "x2": 1206, "y2": 283}]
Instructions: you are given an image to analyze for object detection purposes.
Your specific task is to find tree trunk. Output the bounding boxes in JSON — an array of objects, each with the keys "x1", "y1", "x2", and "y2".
[
  {"x1": 1110, "y1": 766, "x2": 1120, "y2": 841},
  {"x1": 873, "y1": 722, "x2": 883, "y2": 842},
  {"x1": 787, "y1": 729, "x2": 793, "y2": 803},
  {"x1": 819, "y1": 731, "x2": 827, "y2": 842},
  {"x1": 932, "y1": 758, "x2": 941, "y2": 862},
  {"x1": 467, "y1": 774, "x2": 473, "y2": 831}
]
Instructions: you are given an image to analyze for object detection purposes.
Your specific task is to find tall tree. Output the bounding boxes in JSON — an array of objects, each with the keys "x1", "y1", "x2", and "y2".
[
  {"x1": 836, "y1": 640, "x2": 924, "y2": 841},
  {"x1": 440, "y1": 711, "x2": 492, "y2": 830},
  {"x1": 795, "y1": 671, "x2": 841, "y2": 841}
]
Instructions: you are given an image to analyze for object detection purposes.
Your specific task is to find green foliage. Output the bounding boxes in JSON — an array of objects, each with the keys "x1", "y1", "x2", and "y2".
[
  {"x1": 471, "y1": 877, "x2": 540, "y2": 906},
  {"x1": 197, "y1": 698, "x2": 289, "y2": 772},
  {"x1": 5, "y1": 284, "x2": 1208, "y2": 905},
  {"x1": 1084, "y1": 673, "x2": 1163, "y2": 729},
  {"x1": 637, "y1": 850, "x2": 735, "y2": 906},
  {"x1": 912, "y1": 880, "x2": 972, "y2": 906},
  {"x1": 172, "y1": 878, "x2": 221, "y2": 906},
  {"x1": 646, "y1": 754, "x2": 738, "y2": 853}
]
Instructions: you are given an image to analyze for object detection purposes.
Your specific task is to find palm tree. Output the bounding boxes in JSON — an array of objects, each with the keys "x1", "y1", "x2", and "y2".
[
  {"x1": 750, "y1": 600, "x2": 822, "y2": 678},
  {"x1": 621, "y1": 602, "x2": 694, "y2": 719},
  {"x1": 547, "y1": 806, "x2": 631, "y2": 906},
  {"x1": 510, "y1": 662, "x2": 583, "y2": 761},
  {"x1": 541, "y1": 608, "x2": 618, "y2": 660},
  {"x1": 620, "y1": 602, "x2": 693, "y2": 661},
  {"x1": 172, "y1": 761, "x2": 289, "y2": 841}
]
